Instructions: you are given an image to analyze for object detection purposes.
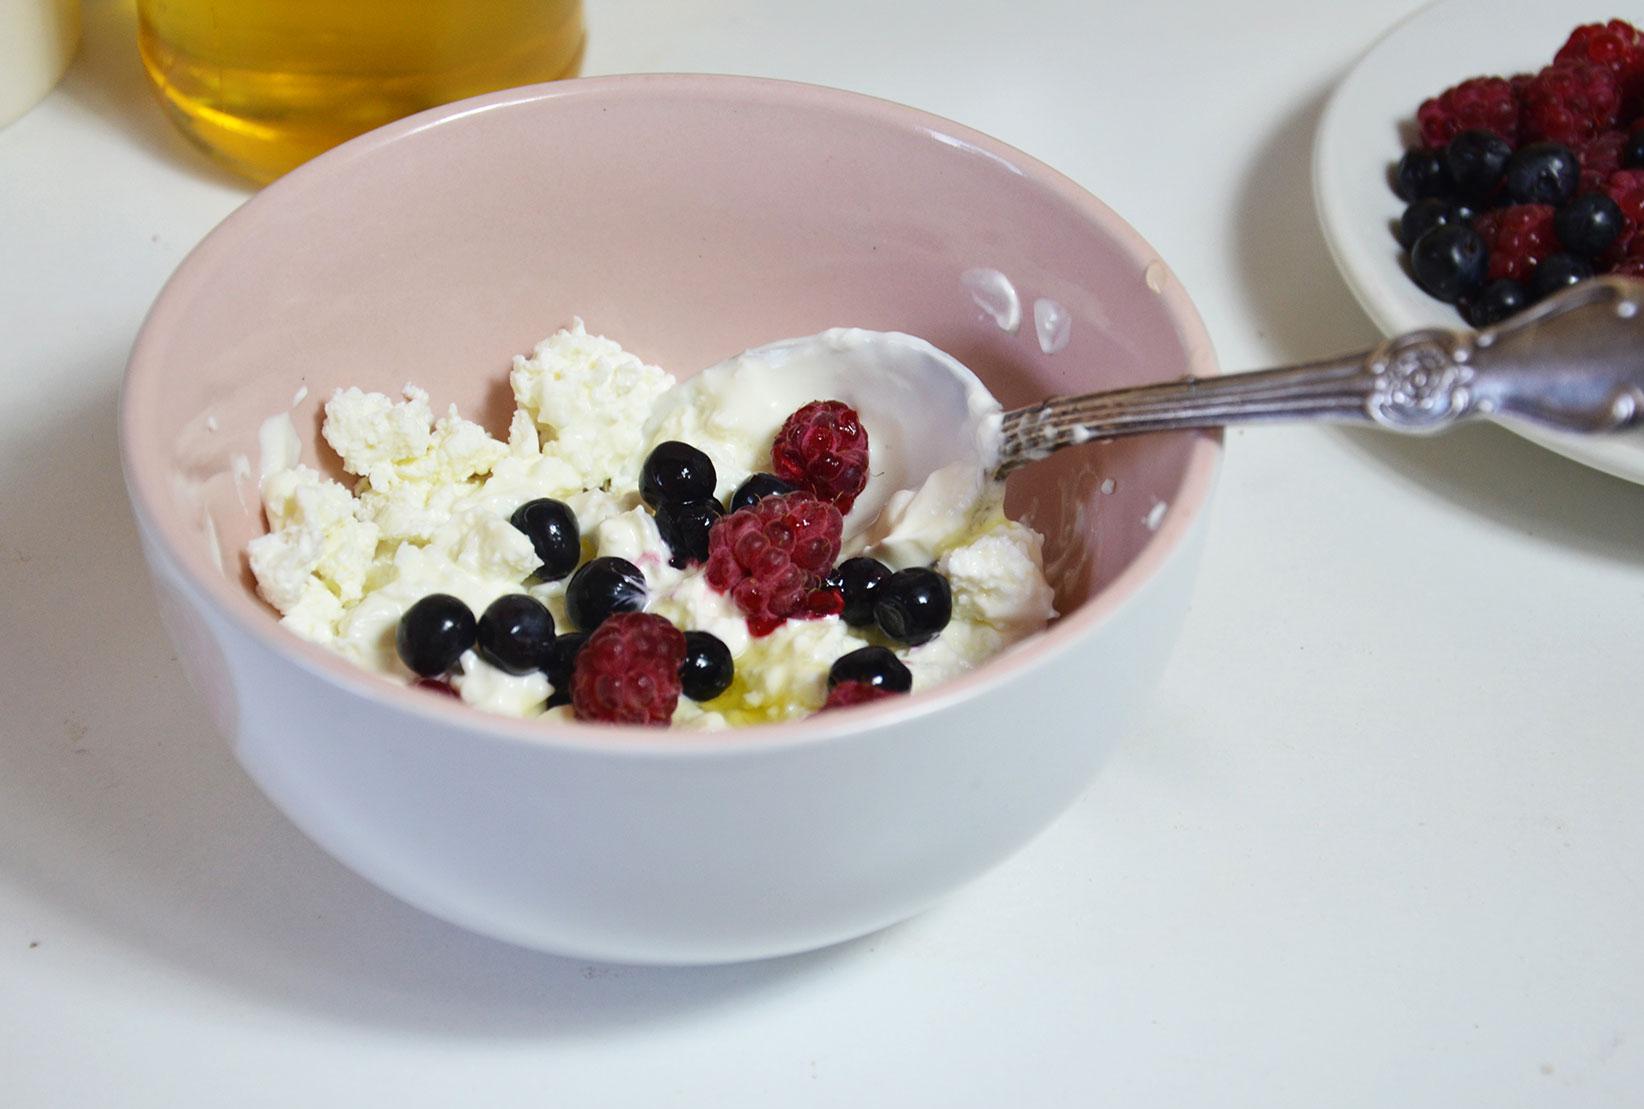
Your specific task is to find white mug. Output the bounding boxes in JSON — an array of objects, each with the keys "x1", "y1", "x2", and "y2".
[{"x1": 0, "y1": 0, "x2": 80, "y2": 129}]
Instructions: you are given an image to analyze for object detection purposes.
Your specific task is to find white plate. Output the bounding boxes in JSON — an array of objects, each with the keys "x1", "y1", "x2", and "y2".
[{"x1": 1314, "y1": 0, "x2": 1644, "y2": 483}]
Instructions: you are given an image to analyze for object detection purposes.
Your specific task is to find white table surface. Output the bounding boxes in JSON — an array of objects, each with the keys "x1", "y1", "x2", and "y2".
[{"x1": 5, "y1": 1, "x2": 1643, "y2": 1105}]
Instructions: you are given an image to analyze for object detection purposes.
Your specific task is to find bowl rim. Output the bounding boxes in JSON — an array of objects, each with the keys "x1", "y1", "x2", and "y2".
[{"x1": 121, "y1": 72, "x2": 1223, "y2": 757}]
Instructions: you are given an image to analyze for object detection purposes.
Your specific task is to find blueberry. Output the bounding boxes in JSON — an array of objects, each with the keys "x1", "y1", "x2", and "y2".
[
  {"x1": 1409, "y1": 224, "x2": 1488, "y2": 304},
  {"x1": 395, "y1": 594, "x2": 476, "y2": 677},
  {"x1": 729, "y1": 472, "x2": 796, "y2": 512},
  {"x1": 509, "y1": 497, "x2": 581, "y2": 582},
  {"x1": 873, "y1": 567, "x2": 953, "y2": 647},
  {"x1": 1462, "y1": 279, "x2": 1529, "y2": 328},
  {"x1": 827, "y1": 645, "x2": 912, "y2": 694},
  {"x1": 680, "y1": 631, "x2": 734, "y2": 701},
  {"x1": 1444, "y1": 129, "x2": 1513, "y2": 202},
  {"x1": 1554, "y1": 193, "x2": 1624, "y2": 258},
  {"x1": 1529, "y1": 253, "x2": 1594, "y2": 300},
  {"x1": 1625, "y1": 128, "x2": 1644, "y2": 169},
  {"x1": 826, "y1": 556, "x2": 891, "y2": 627},
  {"x1": 1394, "y1": 147, "x2": 1453, "y2": 202},
  {"x1": 543, "y1": 631, "x2": 587, "y2": 708},
  {"x1": 1503, "y1": 142, "x2": 1578, "y2": 206},
  {"x1": 640, "y1": 441, "x2": 716, "y2": 509},
  {"x1": 1398, "y1": 198, "x2": 1473, "y2": 250},
  {"x1": 565, "y1": 556, "x2": 646, "y2": 630},
  {"x1": 476, "y1": 594, "x2": 555, "y2": 675},
  {"x1": 654, "y1": 497, "x2": 725, "y2": 568}
]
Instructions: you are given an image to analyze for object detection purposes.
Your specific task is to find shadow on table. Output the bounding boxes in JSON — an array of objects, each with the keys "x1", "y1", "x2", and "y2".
[
  {"x1": 55, "y1": 0, "x2": 245, "y2": 189},
  {"x1": 1230, "y1": 80, "x2": 1644, "y2": 566},
  {"x1": 0, "y1": 372, "x2": 859, "y2": 1037}
]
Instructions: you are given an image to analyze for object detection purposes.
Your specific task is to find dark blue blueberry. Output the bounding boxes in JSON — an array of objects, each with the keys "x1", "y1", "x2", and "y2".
[
  {"x1": 1553, "y1": 193, "x2": 1624, "y2": 258},
  {"x1": 475, "y1": 594, "x2": 555, "y2": 675},
  {"x1": 395, "y1": 594, "x2": 476, "y2": 677},
  {"x1": 1503, "y1": 142, "x2": 1578, "y2": 206},
  {"x1": 565, "y1": 556, "x2": 647, "y2": 630},
  {"x1": 654, "y1": 497, "x2": 725, "y2": 568},
  {"x1": 640, "y1": 441, "x2": 717, "y2": 510},
  {"x1": 1394, "y1": 147, "x2": 1453, "y2": 202},
  {"x1": 730, "y1": 472, "x2": 796, "y2": 512},
  {"x1": 873, "y1": 567, "x2": 953, "y2": 647},
  {"x1": 826, "y1": 556, "x2": 892, "y2": 627},
  {"x1": 1529, "y1": 253, "x2": 1593, "y2": 301},
  {"x1": 680, "y1": 631, "x2": 734, "y2": 701},
  {"x1": 1410, "y1": 224, "x2": 1488, "y2": 304},
  {"x1": 543, "y1": 631, "x2": 587, "y2": 708},
  {"x1": 509, "y1": 497, "x2": 581, "y2": 582},
  {"x1": 1444, "y1": 129, "x2": 1513, "y2": 202},
  {"x1": 1462, "y1": 279, "x2": 1529, "y2": 328},
  {"x1": 827, "y1": 646, "x2": 912, "y2": 693},
  {"x1": 1398, "y1": 198, "x2": 1473, "y2": 250}
]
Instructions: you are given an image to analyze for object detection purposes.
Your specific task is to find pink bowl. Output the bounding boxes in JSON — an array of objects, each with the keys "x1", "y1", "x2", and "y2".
[{"x1": 121, "y1": 74, "x2": 1220, "y2": 962}]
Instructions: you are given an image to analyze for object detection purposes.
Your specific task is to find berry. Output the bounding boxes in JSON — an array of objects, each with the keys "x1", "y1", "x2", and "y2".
[
  {"x1": 873, "y1": 567, "x2": 953, "y2": 647},
  {"x1": 543, "y1": 631, "x2": 587, "y2": 708},
  {"x1": 729, "y1": 472, "x2": 796, "y2": 512},
  {"x1": 1472, "y1": 204, "x2": 1556, "y2": 282},
  {"x1": 827, "y1": 645, "x2": 913, "y2": 693},
  {"x1": 822, "y1": 681, "x2": 900, "y2": 711},
  {"x1": 771, "y1": 400, "x2": 871, "y2": 513},
  {"x1": 802, "y1": 586, "x2": 845, "y2": 618},
  {"x1": 1612, "y1": 259, "x2": 1644, "y2": 277},
  {"x1": 1398, "y1": 198, "x2": 1472, "y2": 250},
  {"x1": 1462, "y1": 279, "x2": 1529, "y2": 328},
  {"x1": 509, "y1": 498, "x2": 581, "y2": 582},
  {"x1": 476, "y1": 594, "x2": 555, "y2": 675},
  {"x1": 1626, "y1": 129, "x2": 1644, "y2": 169},
  {"x1": 1417, "y1": 76, "x2": 1520, "y2": 148},
  {"x1": 1580, "y1": 130, "x2": 1628, "y2": 193},
  {"x1": 395, "y1": 594, "x2": 476, "y2": 677},
  {"x1": 1394, "y1": 148, "x2": 1453, "y2": 201},
  {"x1": 412, "y1": 677, "x2": 459, "y2": 698},
  {"x1": 565, "y1": 556, "x2": 647, "y2": 631},
  {"x1": 704, "y1": 492, "x2": 842, "y2": 636},
  {"x1": 640, "y1": 441, "x2": 717, "y2": 510},
  {"x1": 1503, "y1": 142, "x2": 1579, "y2": 206},
  {"x1": 570, "y1": 612, "x2": 685, "y2": 725},
  {"x1": 1521, "y1": 62, "x2": 1622, "y2": 148},
  {"x1": 654, "y1": 497, "x2": 725, "y2": 568},
  {"x1": 1555, "y1": 20, "x2": 1644, "y2": 113},
  {"x1": 1604, "y1": 169, "x2": 1644, "y2": 255},
  {"x1": 1409, "y1": 224, "x2": 1488, "y2": 302},
  {"x1": 826, "y1": 556, "x2": 892, "y2": 627},
  {"x1": 1529, "y1": 252, "x2": 1593, "y2": 300},
  {"x1": 1555, "y1": 193, "x2": 1624, "y2": 257},
  {"x1": 1443, "y1": 129, "x2": 1513, "y2": 201},
  {"x1": 679, "y1": 631, "x2": 734, "y2": 701}
]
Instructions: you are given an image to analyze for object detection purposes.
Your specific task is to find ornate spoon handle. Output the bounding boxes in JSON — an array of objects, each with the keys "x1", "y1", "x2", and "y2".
[{"x1": 997, "y1": 275, "x2": 1644, "y2": 476}]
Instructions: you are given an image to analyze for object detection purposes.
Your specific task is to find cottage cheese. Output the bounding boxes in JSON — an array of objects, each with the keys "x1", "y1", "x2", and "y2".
[{"x1": 248, "y1": 320, "x2": 1058, "y2": 726}]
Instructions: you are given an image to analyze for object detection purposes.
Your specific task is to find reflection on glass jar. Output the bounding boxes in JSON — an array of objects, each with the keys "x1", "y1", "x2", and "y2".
[{"x1": 137, "y1": 0, "x2": 585, "y2": 183}]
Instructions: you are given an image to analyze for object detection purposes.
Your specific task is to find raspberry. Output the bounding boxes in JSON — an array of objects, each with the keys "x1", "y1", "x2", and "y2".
[
  {"x1": 1556, "y1": 20, "x2": 1644, "y2": 114},
  {"x1": 822, "y1": 680, "x2": 899, "y2": 711},
  {"x1": 1417, "y1": 76, "x2": 1520, "y2": 148},
  {"x1": 704, "y1": 492, "x2": 842, "y2": 636},
  {"x1": 1578, "y1": 130, "x2": 1627, "y2": 195},
  {"x1": 1473, "y1": 204, "x2": 1557, "y2": 282},
  {"x1": 1605, "y1": 169, "x2": 1644, "y2": 256},
  {"x1": 570, "y1": 612, "x2": 685, "y2": 725},
  {"x1": 412, "y1": 677, "x2": 458, "y2": 697},
  {"x1": 1521, "y1": 62, "x2": 1622, "y2": 148},
  {"x1": 771, "y1": 400, "x2": 870, "y2": 513},
  {"x1": 1610, "y1": 258, "x2": 1644, "y2": 276}
]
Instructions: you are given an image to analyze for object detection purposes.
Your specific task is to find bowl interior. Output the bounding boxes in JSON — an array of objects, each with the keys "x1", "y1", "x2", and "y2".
[{"x1": 124, "y1": 74, "x2": 1219, "y2": 725}]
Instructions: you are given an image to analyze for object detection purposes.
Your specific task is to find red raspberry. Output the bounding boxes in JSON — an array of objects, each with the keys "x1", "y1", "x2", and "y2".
[
  {"x1": 1473, "y1": 204, "x2": 1557, "y2": 282},
  {"x1": 1610, "y1": 258, "x2": 1644, "y2": 276},
  {"x1": 771, "y1": 400, "x2": 870, "y2": 513},
  {"x1": 1606, "y1": 170, "x2": 1644, "y2": 257},
  {"x1": 1417, "y1": 76, "x2": 1520, "y2": 148},
  {"x1": 705, "y1": 492, "x2": 842, "y2": 637},
  {"x1": 1521, "y1": 62, "x2": 1623, "y2": 148},
  {"x1": 570, "y1": 612, "x2": 685, "y2": 725},
  {"x1": 412, "y1": 677, "x2": 458, "y2": 697},
  {"x1": 1577, "y1": 130, "x2": 1627, "y2": 195},
  {"x1": 1556, "y1": 20, "x2": 1644, "y2": 114},
  {"x1": 822, "y1": 680, "x2": 899, "y2": 711}
]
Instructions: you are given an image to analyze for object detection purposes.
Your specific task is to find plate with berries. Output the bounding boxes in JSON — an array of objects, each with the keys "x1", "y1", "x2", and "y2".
[{"x1": 1314, "y1": 0, "x2": 1644, "y2": 482}]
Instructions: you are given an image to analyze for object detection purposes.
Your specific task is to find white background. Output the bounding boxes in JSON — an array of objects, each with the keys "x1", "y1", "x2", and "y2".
[{"x1": 3, "y1": 0, "x2": 1642, "y2": 1104}]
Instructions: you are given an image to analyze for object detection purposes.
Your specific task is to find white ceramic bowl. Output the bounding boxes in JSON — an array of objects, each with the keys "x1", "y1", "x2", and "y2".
[{"x1": 121, "y1": 75, "x2": 1221, "y2": 964}]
